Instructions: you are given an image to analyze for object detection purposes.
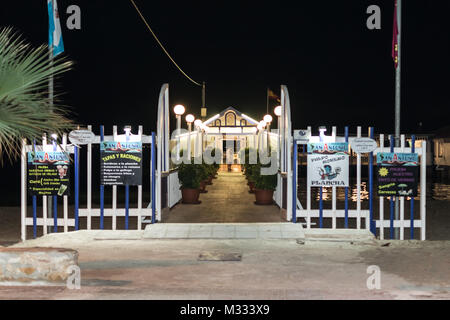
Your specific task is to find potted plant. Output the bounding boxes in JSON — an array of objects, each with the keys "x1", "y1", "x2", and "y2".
[
  {"x1": 253, "y1": 164, "x2": 278, "y2": 205},
  {"x1": 178, "y1": 161, "x2": 201, "y2": 204},
  {"x1": 196, "y1": 162, "x2": 210, "y2": 193}
]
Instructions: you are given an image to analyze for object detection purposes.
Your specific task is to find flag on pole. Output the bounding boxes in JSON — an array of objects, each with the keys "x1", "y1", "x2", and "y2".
[
  {"x1": 47, "y1": 0, "x2": 64, "y2": 57},
  {"x1": 268, "y1": 89, "x2": 281, "y2": 103},
  {"x1": 392, "y1": 0, "x2": 399, "y2": 68}
]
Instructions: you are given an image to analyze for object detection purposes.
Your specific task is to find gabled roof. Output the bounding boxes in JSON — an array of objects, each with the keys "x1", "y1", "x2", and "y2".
[{"x1": 203, "y1": 106, "x2": 259, "y2": 126}]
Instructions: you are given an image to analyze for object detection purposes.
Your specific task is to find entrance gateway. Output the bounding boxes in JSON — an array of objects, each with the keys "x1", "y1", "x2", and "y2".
[{"x1": 19, "y1": 84, "x2": 427, "y2": 241}]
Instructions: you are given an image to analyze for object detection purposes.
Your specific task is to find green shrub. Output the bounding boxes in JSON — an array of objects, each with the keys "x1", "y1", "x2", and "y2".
[{"x1": 178, "y1": 160, "x2": 200, "y2": 189}]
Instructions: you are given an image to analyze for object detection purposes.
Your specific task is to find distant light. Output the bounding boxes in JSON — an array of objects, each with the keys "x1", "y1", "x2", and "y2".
[
  {"x1": 263, "y1": 114, "x2": 273, "y2": 123},
  {"x1": 194, "y1": 119, "x2": 202, "y2": 127},
  {"x1": 186, "y1": 114, "x2": 195, "y2": 123},
  {"x1": 124, "y1": 125, "x2": 132, "y2": 133},
  {"x1": 259, "y1": 120, "x2": 267, "y2": 127},
  {"x1": 274, "y1": 105, "x2": 282, "y2": 117},
  {"x1": 51, "y1": 133, "x2": 58, "y2": 140},
  {"x1": 174, "y1": 104, "x2": 186, "y2": 115},
  {"x1": 319, "y1": 126, "x2": 327, "y2": 133},
  {"x1": 257, "y1": 123, "x2": 264, "y2": 130}
]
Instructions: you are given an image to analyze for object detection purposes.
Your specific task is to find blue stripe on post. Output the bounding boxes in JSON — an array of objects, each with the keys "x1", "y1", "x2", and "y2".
[
  {"x1": 32, "y1": 196, "x2": 37, "y2": 238},
  {"x1": 369, "y1": 127, "x2": 375, "y2": 235},
  {"x1": 53, "y1": 196, "x2": 58, "y2": 233},
  {"x1": 74, "y1": 145, "x2": 79, "y2": 230},
  {"x1": 410, "y1": 135, "x2": 416, "y2": 239},
  {"x1": 344, "y1": 126, "x2": 349, "y2": 228},
  {"x1": 151, "y1": 132, "x2": 156, "y2": 224},
  {"x1": 53, "y1": 139, "x2": 57, "y2": 233},
  {"x1": 389, "y1": 135, "x2": 394, "y2": 239},
  {"x1": 100, "y1": 125, "x2": 105, "y2": 230},
  {"x1": 292, "y1": 140, "x2": 297, "y2": 223}
]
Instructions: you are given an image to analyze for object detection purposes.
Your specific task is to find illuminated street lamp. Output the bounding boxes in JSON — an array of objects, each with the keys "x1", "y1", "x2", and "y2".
[
  {"x1": 174, "y1": 104, "x2": 186, "y2": 161},
  {"x1": 319, "y1": 126, "x2": 327, "y2": 142},
  {"x1": 274, "y1": 105, "x2": 282, "y2": 117}
]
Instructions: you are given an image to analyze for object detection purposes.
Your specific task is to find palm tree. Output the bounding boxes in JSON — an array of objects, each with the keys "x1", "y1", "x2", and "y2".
[{"x1": 0, "y1": 27, "x2": 74, "y2": 163}]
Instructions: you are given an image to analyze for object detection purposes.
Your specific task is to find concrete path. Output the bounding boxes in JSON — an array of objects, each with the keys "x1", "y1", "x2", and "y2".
[
  {"x1": 144, "y1": 223, "x2": 304, "y2": 239},
  {"x1": 5, "y1": 235, "x2": 450, "y2": 300},
  {"x1": 162, "y1": 172, "x2": 285, "y2": 223}
]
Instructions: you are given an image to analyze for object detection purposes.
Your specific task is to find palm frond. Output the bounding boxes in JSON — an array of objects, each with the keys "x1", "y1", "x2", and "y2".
[{"x1": 0, "y1": 27, "x2": 75, "y2": 163}]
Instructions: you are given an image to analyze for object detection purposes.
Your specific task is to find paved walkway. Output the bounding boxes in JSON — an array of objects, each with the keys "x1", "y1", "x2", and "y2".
[
  {"x1": 162, "y1": 172, "x2": 285, "y2": 223},
  {"x1": 144, "y1": 223, "x2": 304, "y2": 239}
]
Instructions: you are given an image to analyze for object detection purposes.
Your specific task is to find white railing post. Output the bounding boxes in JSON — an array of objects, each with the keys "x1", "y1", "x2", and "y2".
[
  {"x1": 87, "y1": 125, "x2": 92, "y2": 230},
  {"x1": 21, "y1": 138, "x2": 27, "y2": 241},
  {"x1": 356, "y1": 126, "x2": 361, "y2": 229},
  {"x1": 420, "y1": 141, "x2": 427, "y2": 240}
]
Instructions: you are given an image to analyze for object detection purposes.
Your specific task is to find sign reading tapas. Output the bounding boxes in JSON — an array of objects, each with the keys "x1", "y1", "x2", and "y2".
[
  {"x1": 307, "y1": 142, "x2": 349, "y2": 187},
  {"x1": 100, "y1": 141, "x2": 142, "y2": 186},
  {"x1": 27, "y1": 151, "x2": 71, "y2": 196},
  {"x1": 376, "y1": 152, "x2": 419, "y2": 197}
]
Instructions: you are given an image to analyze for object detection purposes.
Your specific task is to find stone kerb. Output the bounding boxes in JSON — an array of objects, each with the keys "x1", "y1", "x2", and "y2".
[{"x1": 0, "y1": 247, "x2": 78, "y2": 285}]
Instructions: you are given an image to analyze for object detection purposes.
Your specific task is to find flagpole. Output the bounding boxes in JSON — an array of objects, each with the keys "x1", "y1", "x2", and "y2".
[{"x1": 394, "y1": 0, "x2": 402, "y2": 239}]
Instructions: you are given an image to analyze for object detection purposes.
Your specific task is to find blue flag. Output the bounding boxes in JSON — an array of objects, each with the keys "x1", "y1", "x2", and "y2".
[{"x1": 47, "y1": 0, "x2": 64, "y2": 57}]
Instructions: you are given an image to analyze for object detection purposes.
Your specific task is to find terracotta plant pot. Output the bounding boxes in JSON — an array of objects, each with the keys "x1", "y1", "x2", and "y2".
[
  {"x1": 248, "y1": 181, "x2": 255, "y2": 193},
  {"x1": 254, "y1": 189, "x2": 274, "y2": 205},
  {"x1": 181, "y1": 188, "x2": 200, "y2": 204},
  {"x1": 199, "y1": 180, "x2": 207, "y2": 193}
]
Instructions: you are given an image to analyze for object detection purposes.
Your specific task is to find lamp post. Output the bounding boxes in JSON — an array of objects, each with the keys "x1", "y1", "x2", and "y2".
[
  {"x1": 274, "y1": 106, "x2": 282, "y2": 168},
  {"x1": 263, "y1": 114, "x2": 273, "y2": 150},
  {"x1": 174, "y1": 104, "x2": 185, "y2": 161},
  {"x1": 194, "y1": 119, "x2": 202, "y2": 157},
  {"x1": 186, "y1": 114, "x2": 195, "y2": 158},
  {"x1": 257, "y1": 120, "x2": 266, "y2": 151}
]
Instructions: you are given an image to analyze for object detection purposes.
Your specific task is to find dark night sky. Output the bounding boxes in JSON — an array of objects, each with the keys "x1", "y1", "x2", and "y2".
[{"x1": 1, "y1": 0, "x2": 449, "y2": 134}]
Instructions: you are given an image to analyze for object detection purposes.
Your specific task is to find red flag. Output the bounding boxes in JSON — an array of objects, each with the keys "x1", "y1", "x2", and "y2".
[{"x1": 392, "y1": 0, "x2": 399, "y2": 68}]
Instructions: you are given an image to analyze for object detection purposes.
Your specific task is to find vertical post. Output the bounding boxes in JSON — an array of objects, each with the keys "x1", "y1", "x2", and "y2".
[
  {"x1": 400, "y1": 134, "x2": 405, "y2": 240},
  {"x1": 52, "y1": 136, "x2": 58, "y2": 233},
  {"x1": 292, "y1": 140, "x2": 297, "y2": 223},
  {"x1": 319, "y1": 127, "x2": 324, "y2": 228},
  {"x1": 21, "y1": 139, "x2": 27, "y2": 241},
  {"x1": 394, "y1": 0, "x2": 402, "y2": 239},
  {"x1": 306, "y1": 126, "x2": 311, "y2": 229},
  {"x1": 390, "y1": 135, "x2": 395, "y2": 239},
  {"x1": 62, "y1": 133, "x2": 68, "y2": 233},
  {"x1": 125, "y1": 185, "x2": 130, "y2": 230},
  {"x1": 369, "y1": 127, "x2": 375, "y2": 235},
  {"x1": 379, "y1": 134, "x2": 385, "y2": 240},
  {"x1": 410, "y1": 135, "x2": 415, "y2": 239},
  {"x1": 32, "y1": 140, "x2": 37, "y2": 238},
  {"x1": 74, "y1": 144, "x2": 79, "y2": 231},
  {"x1": 344, "y1": 126, "x2": 349, "y2": 228},
  {"x1": 331, "y1": 126, "x2": 337, "y2": 229},
  {"x1": 420, "y1": 141, "x2": 426, "y2": 240},
  {"x1": 356, "y1": 126, "x2": 362, "y2": 229},
  {"x1": 100, "y1": 125, "x2": 105, "y2": 230},
  {"x1": 112, "y1": 126, "x2": 118, "y2": 230},
  {"x1": 151, "y1": 132, "x2": 156, "y2": 224},
  {"x1": 137, "y1": 125, "x2": 143, "y2": 230},
  {"x1": 87, "y1": 125, "x2": 92, "y2": 230},
  {"x1": 42, "y1": 134, "x2": 47, "y2": 235}
]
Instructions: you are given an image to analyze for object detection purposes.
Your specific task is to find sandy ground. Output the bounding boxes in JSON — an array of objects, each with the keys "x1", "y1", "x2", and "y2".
[{"x1": 1, "y1": 235, "x2": 449, "y2": 300}]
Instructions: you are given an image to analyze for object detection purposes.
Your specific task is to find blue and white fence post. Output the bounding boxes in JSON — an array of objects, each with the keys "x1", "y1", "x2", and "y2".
[
  {"x1": 410, "y1": 135, "x2": 415, "y2": 239},
  {"x1": 100, "y1": 125, "x2": 105, "y2": 229},
  {"x1": 369, "y1": 127, "x2": 375, "y2": 235}
]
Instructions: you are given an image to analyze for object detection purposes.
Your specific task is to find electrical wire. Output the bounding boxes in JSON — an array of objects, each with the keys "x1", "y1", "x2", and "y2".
[{"x1": 129, "y1": 0, "x2": 202, "y2": 87}]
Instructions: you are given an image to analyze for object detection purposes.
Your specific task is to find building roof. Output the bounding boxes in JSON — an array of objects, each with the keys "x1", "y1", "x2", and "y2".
[{"x1": 203, "y1": 106, "x2": 259, "y2": 126}]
